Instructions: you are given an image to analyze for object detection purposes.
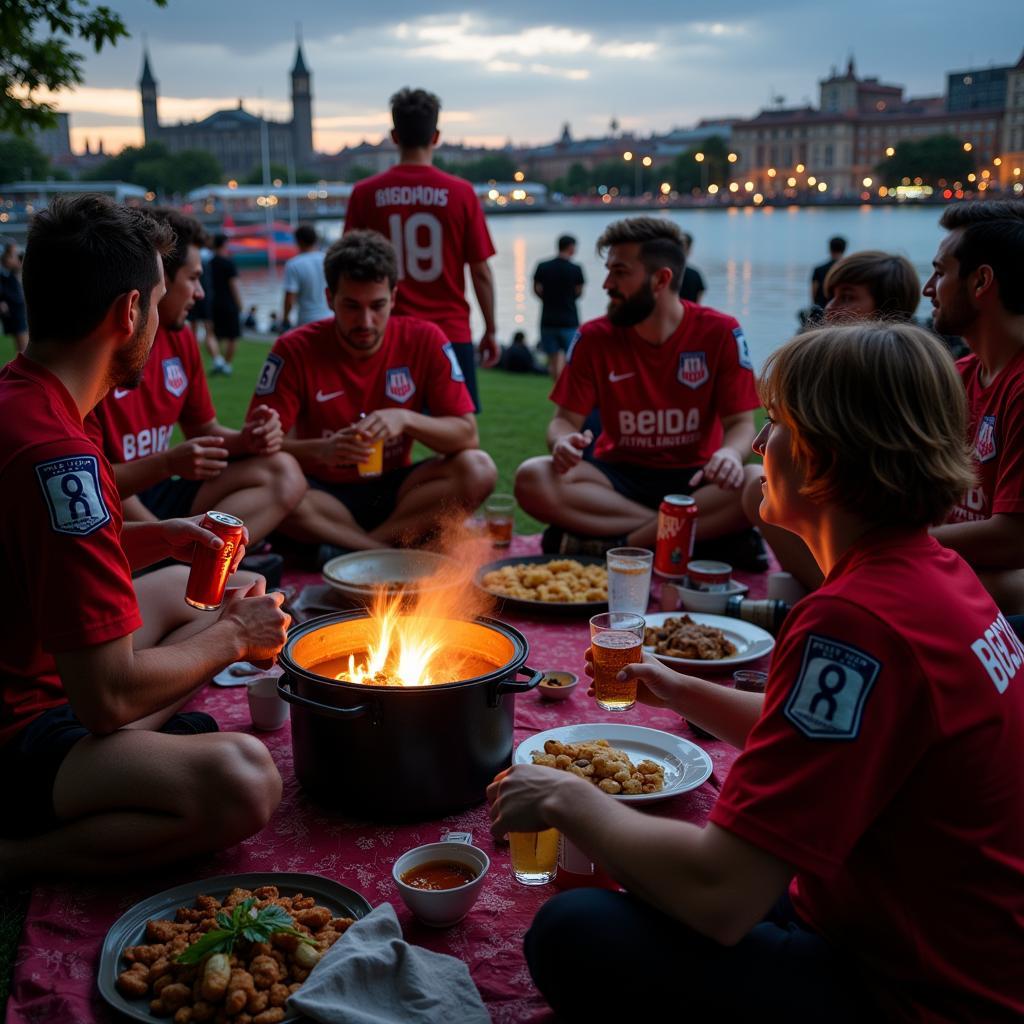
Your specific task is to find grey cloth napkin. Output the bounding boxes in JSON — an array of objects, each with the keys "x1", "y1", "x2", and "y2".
[{"x1": 288, "y1": 901, "x2": 491, "y2": 1024}]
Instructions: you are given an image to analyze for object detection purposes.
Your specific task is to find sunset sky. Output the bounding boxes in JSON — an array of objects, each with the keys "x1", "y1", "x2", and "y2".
[{"x1": 49, "y1": 0, "x2": 1022, "y2": 155}]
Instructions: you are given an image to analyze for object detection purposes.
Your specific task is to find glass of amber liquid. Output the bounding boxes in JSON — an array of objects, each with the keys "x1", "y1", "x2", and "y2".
[
  {"x1": 484, "y1": 493, "x2": 516, "y2": 548},
  {"x1": 509, "y1": 828, "x2": 560, "y2": 885},
  {"x1": 589, "y1": 612, "x2": 645, "y2": 711},
  {"x1": 356, "y1": 437, "x2": 384, "y2": 478}
]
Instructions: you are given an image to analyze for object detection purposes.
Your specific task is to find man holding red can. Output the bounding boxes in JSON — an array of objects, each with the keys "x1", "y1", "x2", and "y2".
[
  {"x1": 515, "y1": 217, "x2": 765, "y2": 568},
  {"x1": 0, "y1": 196, "x2": 290, "y2": 879},
  {"x1": 87, "y1": 208, "x2": 307, "y2": 547}
]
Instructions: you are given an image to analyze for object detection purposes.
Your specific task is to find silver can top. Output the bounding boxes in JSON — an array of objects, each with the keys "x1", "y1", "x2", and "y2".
[
  {"x1": 206, "y1": 510, "x2": 244, "y2": 528},
  {"x1": 662, "y1": 494, "x2": 696, "y2": 507}
]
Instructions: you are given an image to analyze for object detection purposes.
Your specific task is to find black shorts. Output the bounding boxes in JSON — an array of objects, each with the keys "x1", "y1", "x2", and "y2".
[
  {"x1": 448, "y1": 341, "x2": 480, "y2": 413},
  {"x1": 1, "y1": 306, "x2": 27, "y2": 335},
  {"x1": 138, "y1": 477, "x2": 203, "y2": 519},
  {"x1": 0, "y1": 704, "x2": 218, "y2": 838},
  {"x1": 212, "y1": 307, "x2": 240, "y2": 340},
  {"x1": 585, "y1": 456, "x2": 702, "y2": 511},
  {"x1": 308, "y1": 462, "x2": 425, "y2": 532}
]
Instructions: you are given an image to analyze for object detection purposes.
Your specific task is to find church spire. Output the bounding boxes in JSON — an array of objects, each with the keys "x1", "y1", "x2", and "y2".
[{"x1": 140, "y1": 47, "x2": 156, "y2": 88}]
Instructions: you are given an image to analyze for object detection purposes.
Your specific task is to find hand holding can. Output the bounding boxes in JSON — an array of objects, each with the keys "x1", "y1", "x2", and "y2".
[{"x1": 185, "y1": 511, "x2": 245, "y2": 610}]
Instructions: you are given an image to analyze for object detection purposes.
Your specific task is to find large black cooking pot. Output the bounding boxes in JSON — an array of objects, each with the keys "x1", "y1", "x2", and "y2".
[{"x1": 278, "y1": 611, "x2": 541, "y2": 821}]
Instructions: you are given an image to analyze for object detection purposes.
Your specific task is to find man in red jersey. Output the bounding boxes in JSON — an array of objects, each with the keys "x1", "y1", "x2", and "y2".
[
  {"x1": 249, "y1": 230, "x2": 496, "y2": 555},
  {"x1": 344, "y1": 87, "x2": 498, "y2": 412},
  {"x1": 88, "y1": 209, "x2": 306, "y2": 546},
  {"x1": 515, "y1": 217, "x2": 764, "y2": 563},
  {"x1": 491, "y1": 323, "x2": 1024, "y2": 1022},
  {"x1": 0, "y1": 195, "x2": 289, "y2": 879},
  {"x1": 926, "y1": 200, "x2": 1024, "y2": 614}
]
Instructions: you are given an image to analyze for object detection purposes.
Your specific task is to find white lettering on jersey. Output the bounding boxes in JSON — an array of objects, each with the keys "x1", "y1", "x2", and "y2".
[
  {"x1": 784, "y1": 635, "x2": 880, "y2": 740},
  {"x1": 121, "y1": 425, "x2": 174, "y2": 461},
  {"x1": 388, "y1": 212, "x2": 443, "y2": 283},
  {"x1": 374, "y1": 185, "x2": 449, "y2": 208},
  {"x1": 34, "y1": 455, "x2": 111, "y2": 537},
  {"x1": 618, "y1": 408, "x2": 701, "y2": 447},
  {"x1": 971, "y1": 613, "x2": 1024, "y2": 693}
]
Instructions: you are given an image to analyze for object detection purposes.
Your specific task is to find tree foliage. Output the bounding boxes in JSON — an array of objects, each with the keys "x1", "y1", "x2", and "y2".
[
  {"x1": 1, "y1": 0, "x2": 166, "y2": 134},
  {"x1": 437, "y1": 152, "x2": 518, "y2": 182},
  {"x1": 84, "y1": 142, "x2": 222, "y2": 195},
  {"x1": 874, "y1": 135, "x2": 974, "y2": 186},
  {"x1": 0, "y1": 134, "x2": 50, "y2": 182},
  {"x1": 243, "y1": 162, "x2": 319, "y2": 185}
]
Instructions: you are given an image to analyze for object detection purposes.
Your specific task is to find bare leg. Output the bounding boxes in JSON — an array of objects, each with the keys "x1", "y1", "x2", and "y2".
[
  {"x1": 279, "y1": 488, "x2": 389, "y2": 550},
  {"x1": 205, "y1": 326, "x2": 222, "y2": 363},
  {"x1": 549, "y1": 351, "x2": 566, "y2": 381},
  {"x1": 191, "y1": 453, "x2": 307, "y2": 545},
  {"x1": 14, "y1": 330, "x2": 28, "y2": 354},
  {"x1": 222, "y1": 337, "x2": 238, "y2": 366}
]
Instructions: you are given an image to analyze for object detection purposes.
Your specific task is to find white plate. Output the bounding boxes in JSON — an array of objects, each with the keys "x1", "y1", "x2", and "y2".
[
  {"x1": 514, "y1": 723, "x2": 712, "y2": 804},
  {"x1": 642, "y1": 611, "x2": 774, "y2": 670}
]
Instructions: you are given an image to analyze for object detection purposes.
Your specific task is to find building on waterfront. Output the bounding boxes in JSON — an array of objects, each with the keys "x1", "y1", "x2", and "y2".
[
  {"x1": 139, "y1": 43, "x2": 315, "y2": 177},
  {"x1": 998, "y1": 54, "x2": 1024, "y2": 189},
  {"x1": 731, "y1": 55, "x2": 1020, "y2": 196}
]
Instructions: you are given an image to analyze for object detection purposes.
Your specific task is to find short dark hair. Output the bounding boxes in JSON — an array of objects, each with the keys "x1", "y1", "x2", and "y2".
[
  {"x1": 824, "y1": 251, "x2": 921, "y2": 320},
  {"x1": 212, "y1": 232, "x2": 229, "y2": 250},
  {"x1": 294, "y1": 223, "x2": 318, "y2": 247},
  {"x1": 939, "y1": 200, "x2": 1024, "y2": 314},
  {"x1": 390, "y1": 87, "x2": 441, "y2": 148},
  {"x1": 596, "y1": 217, "x2": 686, "y2": 292},
  {"x1": 146, "y1": 207, "x2": 207, "y2": 280},
  {"x1": 829, "y1": 236, "x2": 847, "y2": 255},
  {"x1": 22, "y1": 193, "x2": 173, "y2": 343},
  {"x1": 324, "y1": 230, "x2": 398, "y2": 291},
  {"x1": 557, "y1": 234, "x2": 576, "y2": 251}
]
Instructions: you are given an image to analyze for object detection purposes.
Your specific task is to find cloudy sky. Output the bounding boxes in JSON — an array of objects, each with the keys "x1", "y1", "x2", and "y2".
[{"x1": 47, "y1": 0, "x2": 1022, "y2": 154}]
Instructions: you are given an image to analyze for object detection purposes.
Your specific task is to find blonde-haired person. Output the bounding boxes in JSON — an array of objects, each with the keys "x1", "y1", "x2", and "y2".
[{"x1": 489, "y1": 322, "x2": 1024, "y2": 1023}]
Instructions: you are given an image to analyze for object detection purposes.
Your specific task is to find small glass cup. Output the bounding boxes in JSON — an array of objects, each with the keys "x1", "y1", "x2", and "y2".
[
  {"x1": 733, "y1": 669, "x2": 769, "y2": 693},
  {"x1": 484, "y1": 493, "x2": 516, "y2": 548},
  {"x1": 356, "y1": 437, "x2": 384, "y2": 478},
  {"x1": 606, "y1": 547, "x2": 653, "y2": 615},
  {"x1": 589, "y1": 612, "x2": 645, "y2": 712},
  {"x1": 509, "y1": 828, "x2": 559, "y2": 885}
]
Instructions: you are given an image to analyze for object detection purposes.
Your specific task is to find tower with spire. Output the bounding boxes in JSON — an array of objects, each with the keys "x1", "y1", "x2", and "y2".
[
  {"x1": 291, "y1": 32, "x2": 313, "y2": 168},
  {"x1": 139, "y1": 49, "x2": 159, "y2": 144}
]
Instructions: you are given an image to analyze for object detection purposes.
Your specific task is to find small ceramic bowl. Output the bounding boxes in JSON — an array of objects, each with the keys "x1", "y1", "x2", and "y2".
[
  {"x1": 392, "y1": 842, "x2": 490, "y2": 928},
  {"x1": 538, "y1": 671, "x2": 579, "y2": 701},
  {"x1": 677, "y1": 580, "x2": 749, "y2": 614}
]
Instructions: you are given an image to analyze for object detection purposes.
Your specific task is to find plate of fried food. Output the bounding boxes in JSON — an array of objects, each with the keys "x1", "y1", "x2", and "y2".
[
  {"x1": 514, "y1": 724, "x2": 712, "y2": 804},
  {"x1": 475, "y1": 555, "x2": 608, "y2": 614},
  {"x1": 98, "y1": 872, "x2": 372, "y2": 1023},
  {"x1": 642, "y1": 611, "x2": 774, "y2": 671}
]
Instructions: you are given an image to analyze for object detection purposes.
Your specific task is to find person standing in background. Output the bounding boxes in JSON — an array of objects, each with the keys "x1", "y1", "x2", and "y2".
[
  {"x1": 810, "y1": 236, "x2": 847, "y2": 312},
  {"x1": 533, "y1": 234, "x2": 584, "y2": 381},
  {"x1": 0, "y1": 242, "x2": 28, "y2": 353},
  {"x1": 207, "y1": 233, "x2": 242, "y2": 376},
  {"x1": 345, "y1": 87, "x2": 499, "y2": 412},
  {"x1": 281, "y1": 223, "x2": 330, "y2": 329},
  {"x1": 679, "y1": 232, "x2": 705, "y2": 304}
]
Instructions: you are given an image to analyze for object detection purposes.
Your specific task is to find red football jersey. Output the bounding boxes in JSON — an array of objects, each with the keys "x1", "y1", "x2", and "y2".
[
  {"x1": 711, "y1": 528, "x2": 1024, "y2": 1021},
  {"x1": 549, "y1": 302, "x2": 758, "y2": 468},
  {"x1": 948, "y1": 349, "x2": 1024, "y2": 523},
  {"x1": 248, "y1": 315, "x2": 475, "y2": 483},
  {"x1": 0, "y1": 356, "x2": 142, "y2": 747},
  {"x1": 87, "y1": 324, "x2": 216, "y2": 463},
  {"x1": 344, "y1": 164, "x2": 496, "y2": 342}
]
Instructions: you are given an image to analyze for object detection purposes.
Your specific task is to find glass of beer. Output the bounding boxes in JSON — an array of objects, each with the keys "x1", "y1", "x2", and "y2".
[
  {"x1": 589, "y1": 612, "x2": 645, "y2": 711},
  {"x1": 484, "y1": 493, "x2": 516, "y2": 548},
  {"x1": 509, "y1": 828, "x2": 559, "y2": 885},
  {"x1": 607, "y1": 547, "x2": 653, "y2": 615},
  {"x1": 356, "y1": 437, "x2": 384, "y2": 478}
]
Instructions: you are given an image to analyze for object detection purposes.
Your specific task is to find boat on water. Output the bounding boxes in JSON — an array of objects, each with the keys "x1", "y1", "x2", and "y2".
[{"x1": 221, "y1": 217, "x2": 298, "y2": 267}]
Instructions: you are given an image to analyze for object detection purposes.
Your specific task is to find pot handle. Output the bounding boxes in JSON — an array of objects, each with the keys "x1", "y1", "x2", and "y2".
[
  {"x1": 495, "y1": 665, "x2": 544, "y2": 696},
  {"x1": 277, "y1": 679, "x2": 370, "y2": 721}
]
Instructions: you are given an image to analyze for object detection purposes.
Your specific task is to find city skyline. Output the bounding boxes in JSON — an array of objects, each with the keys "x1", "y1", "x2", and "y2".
[{"x1": 33, "y1": 1, "x2": 1023, "y2": 156}]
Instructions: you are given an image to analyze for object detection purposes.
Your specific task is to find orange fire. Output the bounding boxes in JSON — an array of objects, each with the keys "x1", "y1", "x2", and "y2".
[{"x1": 334, "y1": 529, "x2": 496, "y2": 687}]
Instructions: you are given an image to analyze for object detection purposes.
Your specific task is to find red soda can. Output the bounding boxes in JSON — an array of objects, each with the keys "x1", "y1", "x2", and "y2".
[
  {"x1": 654, "y1": 495, "x2": 697, "y2": 578},
  {"x1": 185, "y1": 511, "x2": 245, "y2": 610}
]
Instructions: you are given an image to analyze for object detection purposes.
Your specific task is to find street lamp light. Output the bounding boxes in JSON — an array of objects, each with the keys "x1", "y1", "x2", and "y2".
[
  {"x1": 728, "y1": 152, "x2": 738, "y2": 163},
  {"x1": 963, "y1": 142, "x2": 973, "y2": 152},
  {"x1": 694, "y1": 151, "x2": 708, "y2": 192},
  {"x1": 885, "y1": 146, "x2": 895, "y2": 157}
]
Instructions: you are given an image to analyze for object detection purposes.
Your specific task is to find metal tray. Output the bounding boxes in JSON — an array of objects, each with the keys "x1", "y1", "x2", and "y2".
[
  {"x1": 322, "y1": 549, "x2": 459, "y2": 603},
  {"x1": 98, "y1": 871, "x2": 373, "y2": 1023},
  {"x1": 475, "y1": 554, "x2": 609, "y2": 615}
]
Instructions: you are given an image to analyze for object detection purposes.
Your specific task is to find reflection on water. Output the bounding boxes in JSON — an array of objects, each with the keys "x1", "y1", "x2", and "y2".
[{"x1": 237, "y1": 206, "x2": 946, "y2": 370}]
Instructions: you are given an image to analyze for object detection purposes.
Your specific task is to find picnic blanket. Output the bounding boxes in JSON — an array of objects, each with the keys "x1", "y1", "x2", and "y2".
[{"x1": 5, "y1": 536, "x2": 772, "y2": 1024}]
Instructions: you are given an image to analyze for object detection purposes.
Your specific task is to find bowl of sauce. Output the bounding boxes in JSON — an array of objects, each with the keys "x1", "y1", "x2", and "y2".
[{"x1": 392, "y1": 841, "x2": 490, "y2": 927}]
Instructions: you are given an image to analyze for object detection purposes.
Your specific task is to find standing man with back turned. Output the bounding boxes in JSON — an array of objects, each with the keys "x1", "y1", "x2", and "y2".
[
  {"x1": 281, "y1": 223, "x2": 330, "y2": 330},
  {"x1": 534, "y1": 234, "x2": 585, "y2": 381},
  {"x1": 345, "y1": 87, "x2": 499, "y2": 411}
]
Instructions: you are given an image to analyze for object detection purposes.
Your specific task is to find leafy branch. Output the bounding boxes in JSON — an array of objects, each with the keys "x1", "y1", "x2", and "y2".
[{"x1": 175, "y1": 899, "x2": 315, "y2": 965}]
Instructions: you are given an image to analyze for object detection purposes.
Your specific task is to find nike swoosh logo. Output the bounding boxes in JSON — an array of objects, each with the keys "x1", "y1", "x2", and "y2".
[
  {"x1": 113, "y1": 388, "x2": 131, "y2": 399},
  {"x1": 316, "y1": 389, "x2": 345, "y2": 402},
  {"x1": 608, "y1": 371, "x2": 636, "y2": 383}
]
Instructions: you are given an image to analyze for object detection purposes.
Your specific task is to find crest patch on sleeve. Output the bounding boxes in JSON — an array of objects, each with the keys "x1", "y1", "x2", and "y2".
[
  {"x1": 255, "y1": 353, "x2": 284, "y2": 396},
  {"x1": 442, "y1": 342, "x2": 465, "y2": 382},
  {"x1": 783, "y1": 634, "x2": 880, "y2": 740},
  {"x1": 35, "y1": 455, "x2": 111, "y2": 536}
]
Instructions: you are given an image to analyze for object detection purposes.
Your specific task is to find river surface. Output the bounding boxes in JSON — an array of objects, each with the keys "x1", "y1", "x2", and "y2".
[{"x1": 237, "y1": 206, "x2": 947, "y2": 370}]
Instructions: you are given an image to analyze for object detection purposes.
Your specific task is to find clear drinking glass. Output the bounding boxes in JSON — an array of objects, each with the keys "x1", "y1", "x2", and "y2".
[
  {"x1": 589, "y1": 611, "x2": 645, "y2": 712},
  {"x1": 484, "y1": 494, "x2": 516, "y2": 548},
  {"x1": 606, "y1": 547, "x2": 654, "y2": 614},
  {"x1": 509, "y1": 828, "x2": 559, "y2": 885}
]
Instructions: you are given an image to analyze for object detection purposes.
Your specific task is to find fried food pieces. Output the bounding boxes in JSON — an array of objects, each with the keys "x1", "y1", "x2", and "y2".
[
  {"x1": 644, "y1": 615, "x2": 737, "y2": 660},
  {"x1": 482, "y1": 559, "x2": 607, "y2": 603},
  {"x1": 530, "y1": 738, "x2": 665, "y2": 795},
  {"x1": 116, "y1": 886, "x2": 355, "y2": 1022}
]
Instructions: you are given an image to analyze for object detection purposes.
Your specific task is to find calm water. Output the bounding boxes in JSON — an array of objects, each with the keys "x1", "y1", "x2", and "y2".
[{"x1": 237, "y1": 206, "x2": 947, "y2": 370}]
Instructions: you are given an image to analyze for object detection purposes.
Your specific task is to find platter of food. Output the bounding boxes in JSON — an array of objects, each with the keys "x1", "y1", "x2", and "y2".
[
  {"x1": 475, "y1": 555, "x2": 608, "y2": 614},
  {"x1": 514, "y1": 723, "x2": 712, "y2": 804},
  {"x1": 322, "y1": 550, "x2": 459, "y2": 603},
  {"x1": 642, "y1": 612, "x2": 774, "y2": 671},
  {"x1": 98, "y1": 872, "x2": 372, "y2": 1024}
]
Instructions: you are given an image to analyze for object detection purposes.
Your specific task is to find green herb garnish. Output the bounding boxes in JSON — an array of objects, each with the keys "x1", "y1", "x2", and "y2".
[{"x1": 175, "y1": 898, "x2": 316, "y2": 964}]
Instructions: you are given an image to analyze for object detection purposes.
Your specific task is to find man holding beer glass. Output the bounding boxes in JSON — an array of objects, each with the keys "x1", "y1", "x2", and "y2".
[
  {"x1": 250, "y1": 231, "x2": 497, "y2": 557},
  {"x1": 490, "y1": 322, "x2": 1024, "y2": 1020}
]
